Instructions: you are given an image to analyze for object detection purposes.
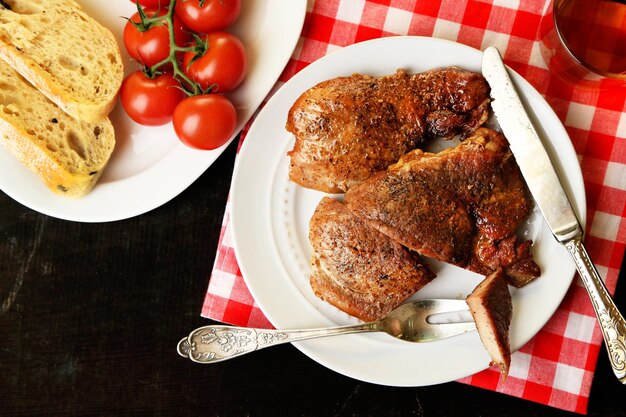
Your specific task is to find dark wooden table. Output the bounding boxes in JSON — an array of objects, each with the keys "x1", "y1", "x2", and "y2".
[{"x1": 1, "y1": 140, "x2": 624, "y2": 417}]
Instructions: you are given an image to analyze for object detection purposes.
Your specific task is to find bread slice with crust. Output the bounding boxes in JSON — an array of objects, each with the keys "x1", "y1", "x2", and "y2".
[
  {"x1": 0, "y1": 62, "x2": 115, "y2": 197},
  {"x1": 0, "y1": 0, "x2": 123, "y2": 122}
]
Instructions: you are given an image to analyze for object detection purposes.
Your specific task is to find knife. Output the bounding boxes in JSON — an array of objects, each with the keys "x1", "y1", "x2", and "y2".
[{"x1": 482, "y1": 46, "x2": 626, "y2": 383}]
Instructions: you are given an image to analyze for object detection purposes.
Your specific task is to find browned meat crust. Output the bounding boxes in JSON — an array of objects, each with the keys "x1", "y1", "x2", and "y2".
[
  {"x1": 287, "y1": 67, "x2": 490, "y2": 193},
  {"x1": 466, "y1": 269, "x2": 513, "y2": 380},
  {"x1": 309, "y1": 197, "x2": 435, "y2": 322},
  {"x1": 344, "y1": 127, "x2": 540, "y2": 287}
]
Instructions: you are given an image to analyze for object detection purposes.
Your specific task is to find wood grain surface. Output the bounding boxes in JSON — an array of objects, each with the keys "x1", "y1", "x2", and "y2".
[{"x1": 0, "y1": 140, "x2": 624, "y2": 417}]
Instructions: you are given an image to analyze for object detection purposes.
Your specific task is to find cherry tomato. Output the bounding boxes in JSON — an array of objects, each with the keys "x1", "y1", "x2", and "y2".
[
  {"x1": 123, "y1": 8, "x2": 189, "y2": 68},
  {"x1": 173, "y1": 94, "x2": 237, "y2": 150},
  {"x1": 174, "y1": 0, "x2": 241, "y2": 33},
  {"x1": 120, "y1": 71, "x2": 186, "y2": 126},
  {"x1": 129, "y1": 0, "x2": 165, "y2": 7},
  {"x1": 182, "y1": 32, "x2": 246, "y2": 93}
]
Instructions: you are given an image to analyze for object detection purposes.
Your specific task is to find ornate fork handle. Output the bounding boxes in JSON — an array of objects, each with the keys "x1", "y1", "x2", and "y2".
[
  {"x1": 177, "y1": 323, "x2": 377, "y2": 363},
  {"x1": 565, "y1": 238, "x2": 626, "y2": 383}
]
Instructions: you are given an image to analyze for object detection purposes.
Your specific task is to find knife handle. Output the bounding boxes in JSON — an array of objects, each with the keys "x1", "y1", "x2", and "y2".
[{"x1": 565, "y1": 238, "x2": 626, "y2": 383}]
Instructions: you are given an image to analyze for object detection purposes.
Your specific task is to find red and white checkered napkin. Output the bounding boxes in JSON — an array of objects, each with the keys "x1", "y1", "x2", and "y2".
[{"x1": 202, "y1": 0, "x2": 626, "y2": 413}]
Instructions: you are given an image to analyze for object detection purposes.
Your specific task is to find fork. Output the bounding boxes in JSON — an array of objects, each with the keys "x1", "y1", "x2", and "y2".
[{"x1": 177, "y1": 299, "x2": 476, "y2": 363}]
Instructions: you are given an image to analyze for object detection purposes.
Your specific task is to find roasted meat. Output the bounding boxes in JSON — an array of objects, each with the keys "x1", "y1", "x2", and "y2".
[
  {"x1": 344, "y1": 127, "x2": 540, "y2": 287},
  {"x1": 309, "y1": 197, "x2": 435, "y2": 322},
  {"x1": 466, "y1": 269, "x2": 513, "y2": 380},
  {"x1": 287, "y1": 67, "x2": 490, "y2": 193}
]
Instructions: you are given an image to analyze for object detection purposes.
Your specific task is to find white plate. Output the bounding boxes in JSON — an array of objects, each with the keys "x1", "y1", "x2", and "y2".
[
  {"x1": 0, "y1": 0, "x2": 307, "y2": 222},
  {"x1": 231, "y1": 37, "x2": 586, "y2": 386}
]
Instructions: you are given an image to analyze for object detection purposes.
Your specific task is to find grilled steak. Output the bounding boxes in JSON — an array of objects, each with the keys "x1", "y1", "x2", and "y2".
[
  {"x1": 467, "y1": 269, "x2": 513, "y2": 380},
  {"x1": 309, "y1": 197, "x2": 435, "y2": 321},
  {"x1": 344, "y1": 128, "x2": 540, "y2": 287},
  {"x1": 287, "y1": 67, "x2": 490, "y2": 193}
]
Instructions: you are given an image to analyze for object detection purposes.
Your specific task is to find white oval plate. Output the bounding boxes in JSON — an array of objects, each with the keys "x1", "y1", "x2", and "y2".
[
  {"x1": 0, "y1": 0, "x2": 307, "y2": 222},
  {"x1": 231, "y1": 37, "x2": 586, "y2": 386}
]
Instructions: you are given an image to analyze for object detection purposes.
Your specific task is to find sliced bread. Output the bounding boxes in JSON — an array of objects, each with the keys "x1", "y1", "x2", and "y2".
[
  {"x1": 0, "y1": 61, "x2": 115, "y2": 197},
  {"x1": 0, "y1": 0, "x2": 123, "y2": 122}
]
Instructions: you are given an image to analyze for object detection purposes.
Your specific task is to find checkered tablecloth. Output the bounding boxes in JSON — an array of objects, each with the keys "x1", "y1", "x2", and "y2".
[{"x1": 201, "y1": 0, "x2": 626, "y2": 413}]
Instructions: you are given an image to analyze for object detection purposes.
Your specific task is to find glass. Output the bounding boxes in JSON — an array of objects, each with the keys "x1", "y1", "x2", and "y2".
[{"x1": 539, "y1": 0, "x2": 626, "y2": 88}]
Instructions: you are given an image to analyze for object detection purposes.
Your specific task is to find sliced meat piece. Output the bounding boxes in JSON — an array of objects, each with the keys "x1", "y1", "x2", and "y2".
[
  {"x1": 344, "y1": 127, "x2": 540, "y2": 287},
  {"x1": 470, "y1": 236, "x2": 540, "y2": 288},
  {"x1": 309, "y1": 197, "x2": 435, "y2": 322},
  {"x1": 466, "y1": 269, "x2": 513, "y2": 380},
  {"x1": 287, "y1": 67, "x2": 490, "y2": 193}
]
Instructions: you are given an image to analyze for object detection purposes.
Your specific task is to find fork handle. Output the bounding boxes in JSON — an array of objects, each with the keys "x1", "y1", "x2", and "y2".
[
  {"x1": 565, "y1": 238, "x2": 626, "y2": 383},
  {"x1": 177, "y1": 322, "x2": 378, "y2": 363}
]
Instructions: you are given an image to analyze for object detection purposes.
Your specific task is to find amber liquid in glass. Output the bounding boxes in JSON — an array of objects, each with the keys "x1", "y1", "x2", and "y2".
[{"x1": 554, "y1": 0, "x2": 626, "y2": 78}]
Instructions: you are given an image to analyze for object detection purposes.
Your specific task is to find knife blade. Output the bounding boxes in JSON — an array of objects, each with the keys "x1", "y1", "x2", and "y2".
[
  {"x1": 482, "y1": 47, "x2": 581, "y2": 243},
  {"x1": 481, "y1": 46, "x2": 626, "y2": 383}
]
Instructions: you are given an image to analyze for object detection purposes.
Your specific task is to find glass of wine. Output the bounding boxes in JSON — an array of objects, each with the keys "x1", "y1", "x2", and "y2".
[{"x1": 539, "y1": 0, "x2": 626, "y2": 89}]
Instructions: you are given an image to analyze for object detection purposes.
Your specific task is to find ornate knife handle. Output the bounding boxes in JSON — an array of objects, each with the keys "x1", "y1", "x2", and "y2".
[
  {"x1": 565, "y1": 238, "x2": 626, "y2": 383},
  {"x1": 177, "y1": 323, "x2": 374, "y2": 363}
]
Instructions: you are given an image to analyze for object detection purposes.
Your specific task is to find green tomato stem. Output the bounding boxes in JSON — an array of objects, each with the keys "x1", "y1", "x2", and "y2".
[
  {"x1": 132, "y1": 2, "x2": 167, "y2": 31},
  {"x1": 142, "y1": 0, "x2": 202, "y2": 95},
  {"x1": 166, "y1": 0, "x2": 201, "y2": 94}
]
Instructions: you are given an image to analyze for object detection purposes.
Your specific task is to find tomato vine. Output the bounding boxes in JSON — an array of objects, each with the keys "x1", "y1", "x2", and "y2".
[
  {"x1": 121, "y1": 0, "x2": 243, "y2": 149},
  {"x1": 129, "y1": 0, "x2": 206, "y2": 95}
]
